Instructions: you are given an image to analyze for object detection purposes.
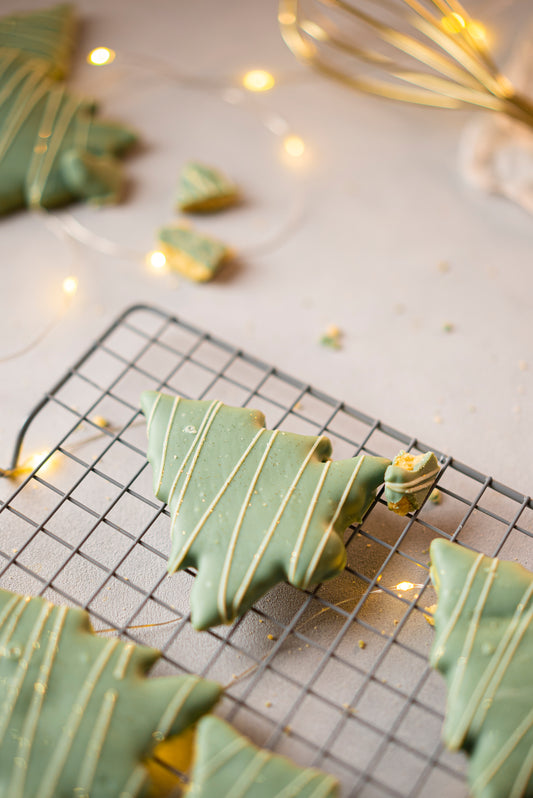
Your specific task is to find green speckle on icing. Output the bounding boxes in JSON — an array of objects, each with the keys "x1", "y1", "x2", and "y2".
[
  {"x1": 430, "y1": 539, "x2": 533, "y2": 798},
  {"x1": 188, "y1": 715, "x2": 339, "y2": 797},
  {"x1": 141, "y1": 391, "x2": 390, "y2": 630},
  {"x1": 0, "y1": 588, "x2": 221, "y2": 798}
]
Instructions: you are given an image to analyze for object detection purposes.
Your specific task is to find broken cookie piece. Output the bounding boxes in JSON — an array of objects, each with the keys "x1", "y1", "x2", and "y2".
[
  {"x1": 157, "y1": 225, "x2": 230, "y2": 282},
  {"x1": 176, "y1": 161, "x2": 238, "y2": 213},
  {"x1": 384, "y1": 450, "x2": 439, "y2": 516}
]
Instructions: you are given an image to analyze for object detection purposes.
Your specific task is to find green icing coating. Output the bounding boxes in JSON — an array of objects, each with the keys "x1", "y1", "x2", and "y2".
[
  {"x1": 0, "y1": 587, "x2": 222, "y2": 798},
  {"x1": 383, "y1": 450, "x2": 439, "y2": 516},
  {"x1": 0, "y1": 4, "x2": 137, "y2": 215},
  {"x1": 186, "y1": 715, "x2": 339, "y2": 797},
  {"x1": 141, "y1": 391, "x2": 390, "y2": 630},
  {"x1": 430, "y1": 539, "x2": 533, "y2": 798},
  {"x1": 0, "y1": 3, "x2": 75, "y2": 80},
  {"x1": 177, "y1": 161, "x2": 238, "y2": 213},
  {"x1": 157, "y1": 225, "x2": 229, "y2": 282}
]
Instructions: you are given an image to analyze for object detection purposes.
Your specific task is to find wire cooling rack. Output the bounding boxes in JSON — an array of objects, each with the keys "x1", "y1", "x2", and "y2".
[{"x1": 0, "y1": 304, "x2": 532, "y2": 798}]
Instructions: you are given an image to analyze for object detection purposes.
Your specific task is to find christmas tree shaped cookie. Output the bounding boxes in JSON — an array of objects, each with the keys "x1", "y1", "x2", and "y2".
[
  {"x1": 384, "y1": 450, "x2": 440, "y2": 515},
  {"x1": 430, "y1": 539, "x2": 533, "y2": 798},
  {"x1": 186, "y1": 715, "x2": 339, "y2": 797},
  {"x1": 0, "y1": 3, "x2": 137, "y2": 215},
  {"x1": 0, "y1": 587, "x2": 221, "y2": 798},
  {"x1": 176, "y1": 161, "x2": 238, "y2": 213},
  {"x1": 141, "y1": 391, "x2": 390, "y2": 630}
]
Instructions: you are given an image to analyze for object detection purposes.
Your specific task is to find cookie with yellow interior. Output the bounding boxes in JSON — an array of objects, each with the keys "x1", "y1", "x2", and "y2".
[
  {"x1": 176, "y1": 161, "x2": 238, "y2": 213},
  {"x1": 384, "y1": 450, "x2": 439, "y2": 515},
  {"x1": 157, "y1": 225, "x2": 230, "y2": 282}
]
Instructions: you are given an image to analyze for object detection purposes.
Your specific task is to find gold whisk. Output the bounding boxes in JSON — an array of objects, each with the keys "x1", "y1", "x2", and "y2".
[{"x1": 279, "y1": 0, "x2": 533, "y2": 130}]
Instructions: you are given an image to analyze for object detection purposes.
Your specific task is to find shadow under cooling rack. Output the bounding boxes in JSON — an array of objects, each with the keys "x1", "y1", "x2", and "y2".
[{"x1": 0, "y1": 304, "x2": 531, "y2": 798}]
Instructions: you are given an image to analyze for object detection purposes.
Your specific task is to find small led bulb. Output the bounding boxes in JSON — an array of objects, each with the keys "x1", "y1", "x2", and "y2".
[
  {"x1": 148, "y1": 250, "x2": 167, "y2": 270},
  {"x1": 87, "y1": 47, "x2": 116, "y2": 66},
  {"x1": 283, "y1": 135, "x2": 306, "y2": 158},
  {"x1": 242, "y1": 70, "x2": 275, "y2": 92},
  {"x1": 62, "y1": 276, "x2": 78, "y2": 296}
]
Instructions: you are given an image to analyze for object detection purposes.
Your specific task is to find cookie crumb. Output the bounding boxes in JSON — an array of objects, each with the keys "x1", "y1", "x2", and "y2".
[
  {"x1": 442, "y1": 322, "x2": 454, "y2": 333},
  {"x1": 320, "y1": 324, "x2": 342, "y2": 350},
  {"x1": 267, "y1": 633, "x2": 275, "y2": 641},
  {"x1": 519, "y1": 360, "x2": 528, "y2": 372},
  {"x1": 424, "y1": 604, "x2": 437, "y2": 626},
  {"x1": 438, "y1": 260, "x2": 450, "y2": 273},
  {"x1": 433, "y1": 414, "x2": 442, "y2": 424},
  {"x1": 358, "y1": 639, "x2": 366, "y2": 649},
  {"x1": 265, "y1": 700, "x2": 272, "y2": 708},
  {"x1": 429, "y1": 488, "x2": 442, "y2": 505},
  {"x1": 92, "y1": 415, "x2": 110, "y2": 428}
]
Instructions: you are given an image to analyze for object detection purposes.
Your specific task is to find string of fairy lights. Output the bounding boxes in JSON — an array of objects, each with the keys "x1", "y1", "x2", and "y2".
[{"x1": 2, "y1": 5, "x2": 494, "y2": 476}]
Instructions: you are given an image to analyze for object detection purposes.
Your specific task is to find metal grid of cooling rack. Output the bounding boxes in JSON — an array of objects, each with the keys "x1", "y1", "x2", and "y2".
[{"x1": 1, "y1": 303, "x2": 532, "y2": 798}]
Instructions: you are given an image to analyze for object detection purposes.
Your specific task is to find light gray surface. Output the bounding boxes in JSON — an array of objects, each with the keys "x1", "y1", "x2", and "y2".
[{"x1": 0, "y1": 0, "x2": 532, "y2": 495}]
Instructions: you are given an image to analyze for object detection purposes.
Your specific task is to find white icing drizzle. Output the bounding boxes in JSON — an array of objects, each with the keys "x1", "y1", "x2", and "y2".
[
  {"x1": 445, "y1": 559, "x2": 499, "y2": 714},
  {"x1": 24, "y1": 83, "x2": 64, "y2": 199},
  {"x1": 197, "y1": 735, "x2": 249, "y2": 782},
  {"x1": 432, "y1": 552, "x2": 485, "y2": 665},
  {"x1": 385, "y1": 466, "x2": 439, "y2": 495},
  {"x1": 471, "y1": 705, "x2": 533, "y2": 794},
  {"x1": 217, "y1": 428, "x2": 273, "y2": 621},
  {"x1": 112, "y1": 642, "x2": 135, "y2": 681},
  {"x1": 229, "y1": 749, "x2": 270, "y2": 798},
  {"x1": 0, "y1": 595, "x2": 30, "y2": 652},
  {"x1": 307, "y1": 775, "x2": 341, "y2": 798},
  {"x1": 155, "y1": 395, "x2": 180, "y2": 496},
  {"x1": 302, "y1": 455, "x2": 366, "y2": 588},
  {"x1": 0, "y1": 601, "x2": 52, "y2": 747},
  {"x1": 0, "y1": 59, "x2": 36, "y2": 110},
  {"x1": 509, "y1": 739, "x2": 533, "y2": 798},
  {"x1": 166, "y1": 400, "x2": 222, "y2": 533},
  {"x1": 36, "y1": 638, "x2": 120, "y2": 798},
  {"x1": 0, "y1": 66, "x2": 49, "y2": 165},
  {"x1": 0, "y1": 593, "x2": 23, "y2": 634},
  {"x1": 167, "y1": 426, "x2": 266, "y2": 573},
  {"x1": 447, "y1": 579, "x2": 533, "y2": 749},
  {"x1": 8, "y1": 605, "x2": 68, "y2": 798},
  {"x1": 75, "y1": 688, "x2": 118, "y2": 794},
  {"x1": 288, "y1": 460, "x2": 332, "y2": 585},
  {"x1": 118, "y1": 765, "x2": 148, "y2": 798},
  {"x1": 231, "y1": 436, "x2": 327, "y2": 614},
  {"x1": 145, "y1": 392, "x2": 161, "y2": 437},
  {"x1": 27, "y1": 92, "x2": 83, "y2": 208},
  {"x1": 152, "y1": 674, "x2": 201, "y2": 738}
]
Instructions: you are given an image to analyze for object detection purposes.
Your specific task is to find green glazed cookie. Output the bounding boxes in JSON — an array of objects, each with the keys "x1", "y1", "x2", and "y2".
[
  {"x1": 157, "y1": 225, "x2": 229, "y2": 282},
  {"x1": 0, "y1": 3, "x2": 75, "y2": 80},
  {"x1": 0, "y1": 587, "x2": 221, "y2": 798},
  {"x1": 176, "y1": 161, "x2": 238, "y2": 213},
  {"x1": 384, "y1": 450, "x2": 439, "y2": 516},
  {"x1": 0, "y1": 3, "x2": 137, "y2": 215},
  {"x1": 186, "y1": 715, "x2": 339, "y2": 797},
  {"x1": 430, "y1": 539, "x2": 533, "y2": 798},
  {"x1": 141, "y1": 391, "x2": 390, "y2": 630}
]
